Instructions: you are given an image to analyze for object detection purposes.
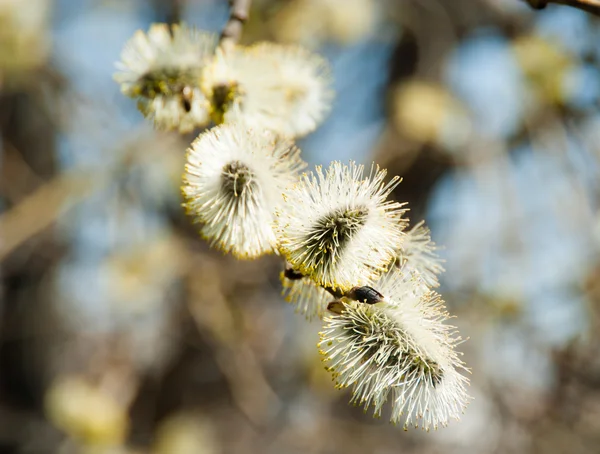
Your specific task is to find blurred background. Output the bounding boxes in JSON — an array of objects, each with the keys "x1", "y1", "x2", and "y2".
[{"x1": 1, "y1": 0, "x2": 600, "y2": 452}]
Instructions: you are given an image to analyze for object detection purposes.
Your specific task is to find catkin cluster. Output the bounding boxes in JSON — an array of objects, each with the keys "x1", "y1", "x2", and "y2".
[{"x1": 115, "y1": 21, "x2": 470, "y2": 431}]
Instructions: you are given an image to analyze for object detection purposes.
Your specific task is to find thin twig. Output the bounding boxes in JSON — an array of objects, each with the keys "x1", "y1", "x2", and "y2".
[
  {"x1": 219, "y1": 0, "x2": 252, "y2": 51},
  {"x1": 167, "y1": 0, "x2": 184, "y2": 24},
  {"x1": 284, "y1": 263, "x2": 385, "y2": 308},
  {"x1": 0, "y1": 128, "x2": 174, "y2": 262},
  {"x1": 0, "y1": 172, "x2": 95, "y2": 261},
  {"x1": 150, "y1": 0, "x2": 185, "y2": 23},
  {"x1": 523, "y1": 0, "x2": 600, "y2": 16}
]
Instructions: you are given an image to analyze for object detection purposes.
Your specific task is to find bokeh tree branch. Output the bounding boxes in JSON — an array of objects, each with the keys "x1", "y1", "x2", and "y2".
[
  {"x1": 523, "y1": 0, "x2": 600, "y2": 16},
  {"x1": 220, "y1": 0, "x2": 252, "y2": 51}
]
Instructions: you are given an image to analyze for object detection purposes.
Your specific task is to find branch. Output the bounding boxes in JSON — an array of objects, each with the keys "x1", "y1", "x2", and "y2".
[
  {"x1": 166, "y1": 0, "x2": 184, "y2": 24},
  {"x1": 219, "y1": 0, "x2": 252, "y2": 51},
  {"x1": 0, "y1": 171, "x2": 95, "y2": 261},
  {"x1": 150, "y1": 0, "x2": 184, "y2": 23},
  {"x1": 523, "y1": 0, "x2": 600, "y2": 16},
  {"x1": 283, "y1": 263, "x2": 385, "y2": 315}
]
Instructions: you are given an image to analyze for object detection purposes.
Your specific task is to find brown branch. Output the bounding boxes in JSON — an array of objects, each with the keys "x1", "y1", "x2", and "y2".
[
  {"x1": 167, "y1": 0, "x2": 184, "y2": 24},
  {"x1": 0, "y1": 127, "x2": 170, "y2": 262},
  {"x1": 523, "y1": 0, "x2": 600, "y2": 16},
  {"x1": 283, "y1": 263, "x2": 385, "y2": 313},
  {"x1": 150, "y1": 0, "x2": 185, "y2": 24},
  {"x1": 219, "y1": 0, "x2": 252, "y2": 51},
  {"x1": 0, "y1": 171, "x2": 95, "y2": 262}
]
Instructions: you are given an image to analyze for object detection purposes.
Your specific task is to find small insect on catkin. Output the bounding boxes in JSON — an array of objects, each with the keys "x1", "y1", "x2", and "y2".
[
  {"x1": 319, "y1": 268, "x2": 471, "y2": 431},
  {"x1": 114, "y1": 23, "x2": 216, "y2": 133},
  {"x1": 275, "y1": 161, "x2": 407, "y2": 292},
  {"x1": 182, "y1": 122, "x2": 305, "y2": 259}
]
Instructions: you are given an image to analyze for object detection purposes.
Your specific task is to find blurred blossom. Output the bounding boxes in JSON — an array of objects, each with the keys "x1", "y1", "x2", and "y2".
[
  {"x1": 55, "y1": 224, "x2": 183, "y2": 322},
  {"x1": 392, "y1": 80, "x2": 472, "y2": 151},
  {"x1": 53, "y1": 225, "x2": 183, "y2": 372},
  {"x1": 512, "y1": 35, "x2": 574, "y2": 106},
  {"x1": 271, "y1": 0, "x2": 377, "y2": 48},
  {"x1": 114, "y1": 24, "x2": 216, "y2": 133},
  {"x1": 0, "y1": 0, "x2": 51, "y2": 85},
  {"x1": 102, "y1": 234, "x2": 184, "y2": 314},
  {"x1": 55, "y1": 229, "x2": 183, "y2": 316},
  {"x1": 57, "y1": 131, "x2": 185, "y2": 262},
  {"x1": 45, "y1": 376, "x2": 129, "y2": 447},
  {"x1": 152, "y1": 413, "x2": 220, "y2": 454},
  {"x1": 446, "y1": 33, "x2": 525, "y2": 139},
  {"x1": 200, "y1": 43, "x2": 333, "y2": 138}
]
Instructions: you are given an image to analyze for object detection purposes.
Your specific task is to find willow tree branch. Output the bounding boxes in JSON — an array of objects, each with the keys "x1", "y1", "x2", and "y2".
[
  {"x1": 167, "y1": 0, "x2": 184, "y2": 24},
  {"x1": 283, "y1": 264, "x2": 385, "y2": 306},
  {"x1": 150, "y1": 0, "x2": 184, "y2": 23},
  {"x1": 523, "y1": 0, "x2": 600, "y2": 16},
  {"x1": 219, "y1": 0, "x2": 252, "y2": 51}
]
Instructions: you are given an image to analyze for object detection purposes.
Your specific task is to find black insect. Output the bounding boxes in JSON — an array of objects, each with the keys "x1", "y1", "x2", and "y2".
[{"x1": 347, "y1": 286, "x2": 384, "y2": 305}]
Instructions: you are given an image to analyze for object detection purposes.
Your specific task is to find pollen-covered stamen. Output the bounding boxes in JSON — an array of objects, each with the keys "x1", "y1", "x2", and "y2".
[
  {"x1": 395, "y1": 221, "x2": 445, "y2": 288},
  {"x1": 182, "y1": 123, "x2": 306, "y2": 259},
  {"x1": 281, "y1": 270, "x2": 333, "y2": 320},
  {"x1": 410, "y1": 356, "x2": 443, "y2": 387},
  {"x1": 276, "y1": 161, "x2": 407, "y2": 290},
  {"x1": 221, "y1": 160, "x2": 255, "y2": 198},
  {"x1": 319, "y1": 268, "x2": 470, "y2": 430},
  {"x1": 333, "y1": 304, "x2": 444, "y2": 389},
  {"x1": 303, "y1": 206, "x2": 369, "y2": 264}
]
